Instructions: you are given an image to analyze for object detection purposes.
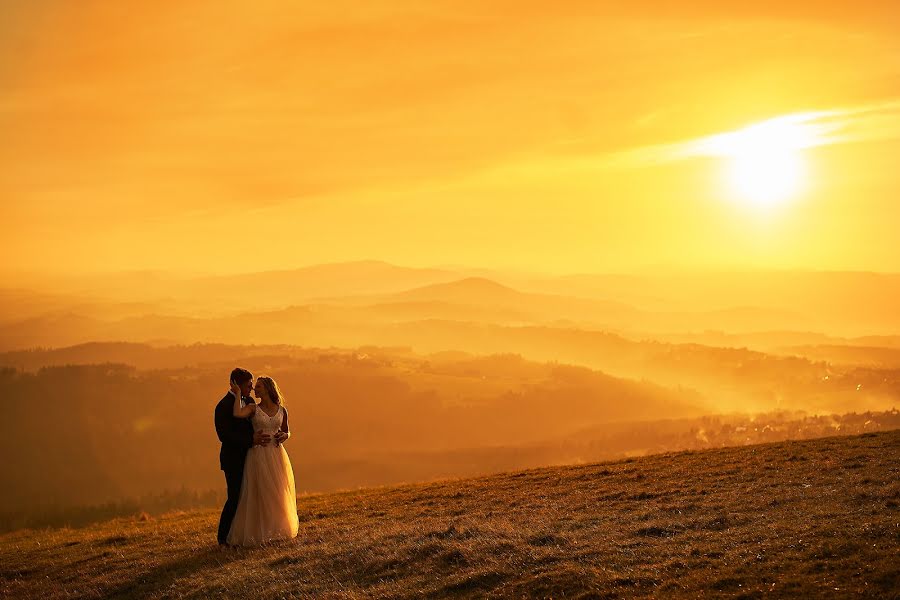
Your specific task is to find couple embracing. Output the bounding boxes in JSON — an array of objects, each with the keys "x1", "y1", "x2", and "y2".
[{"x1": 214, "y1": 368, "x2": 299, "y2": 547}]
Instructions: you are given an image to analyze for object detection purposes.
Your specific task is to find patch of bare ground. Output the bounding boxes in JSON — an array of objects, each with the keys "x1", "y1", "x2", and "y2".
[{"x1": 1, "y1": 430, "x2": 897, "y2": 598}]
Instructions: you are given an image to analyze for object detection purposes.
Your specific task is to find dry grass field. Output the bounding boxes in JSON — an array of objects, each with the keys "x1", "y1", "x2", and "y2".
[{"x1": 2, "y1": 430, "x2": 898, "y2": 599}]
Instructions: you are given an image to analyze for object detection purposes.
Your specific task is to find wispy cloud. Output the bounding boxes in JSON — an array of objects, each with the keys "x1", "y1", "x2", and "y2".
[
  {"x1": 646, "y1": 100, "x2": 900, "y2": 166},
  {"x1": 463, "y1": 100, "x2": 900, "y2": 188}
]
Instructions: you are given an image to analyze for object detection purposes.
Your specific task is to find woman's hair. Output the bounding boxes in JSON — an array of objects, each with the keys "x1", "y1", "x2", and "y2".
[{"x1": 257, "y1": 376, "x2": 285, "y2": 405}]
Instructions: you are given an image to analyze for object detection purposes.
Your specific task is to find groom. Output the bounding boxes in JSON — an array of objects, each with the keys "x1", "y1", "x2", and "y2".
[{"x1": 214, "y1": 368, "x2": 270, "y2": 546}]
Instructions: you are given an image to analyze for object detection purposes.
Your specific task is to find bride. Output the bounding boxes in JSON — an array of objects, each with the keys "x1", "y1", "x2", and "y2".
[{"x1": 227, "y1": 375, "x2": 299, "y2": 546}]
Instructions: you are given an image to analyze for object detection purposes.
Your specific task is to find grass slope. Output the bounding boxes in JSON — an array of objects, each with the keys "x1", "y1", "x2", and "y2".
[{"x1": 2, "y1": 431, "x2": 898, "y2": 599}]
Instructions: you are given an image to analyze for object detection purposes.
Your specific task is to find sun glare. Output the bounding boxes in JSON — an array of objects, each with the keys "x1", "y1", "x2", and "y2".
[
  {"x1": 695, "y1": 115, "x2": 826, "y2": 208},
  {"x1": 727, "y1": 145, "x2": 806, "y2": 206}
]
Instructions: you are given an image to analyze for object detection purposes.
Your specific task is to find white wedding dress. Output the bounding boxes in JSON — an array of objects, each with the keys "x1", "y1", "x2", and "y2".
[{"x1": 227, "y1": 403, "x2": 299, "y2": 546}]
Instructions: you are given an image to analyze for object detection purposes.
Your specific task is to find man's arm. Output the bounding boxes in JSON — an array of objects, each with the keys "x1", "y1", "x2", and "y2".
[{"x1": 215, "y1": 399, "x2": 252, "y2": 448}]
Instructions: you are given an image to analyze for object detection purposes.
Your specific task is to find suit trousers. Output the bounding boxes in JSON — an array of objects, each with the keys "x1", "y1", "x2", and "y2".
[{"x1": 217, "y1": 464, "x2": 245, "y2": 544}]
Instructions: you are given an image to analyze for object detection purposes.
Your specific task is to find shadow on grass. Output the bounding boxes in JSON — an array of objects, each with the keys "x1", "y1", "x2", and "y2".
[{"x1": 104, "y1": 547, "x2": 242, "y2": 598}]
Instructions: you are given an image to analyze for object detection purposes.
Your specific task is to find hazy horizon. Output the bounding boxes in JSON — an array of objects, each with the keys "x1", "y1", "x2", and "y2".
[{"x1": 5, "y1": 257, "x2": 900, "y2": 285}]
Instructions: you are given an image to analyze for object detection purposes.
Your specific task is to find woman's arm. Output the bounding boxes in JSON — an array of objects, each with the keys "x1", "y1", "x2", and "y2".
[
  {"x1": 231, "y1": 382, "x2": 256, "y2": 419},
  {"x1": 276, "y1": 407, "x2": 291, "y2": 444}
]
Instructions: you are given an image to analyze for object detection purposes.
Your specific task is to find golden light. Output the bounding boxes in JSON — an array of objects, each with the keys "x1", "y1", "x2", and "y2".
[
  {"x1": 723, "y1": 120, "x2": 811, "y2": 206},
  {"x1": 693, "y1": 115, "x2": 829, "y2": 208}
]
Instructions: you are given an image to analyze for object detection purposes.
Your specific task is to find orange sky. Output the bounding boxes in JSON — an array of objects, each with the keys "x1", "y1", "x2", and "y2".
[{"x1": 1, "y1": 1, "x2": 899, "y2": 276}]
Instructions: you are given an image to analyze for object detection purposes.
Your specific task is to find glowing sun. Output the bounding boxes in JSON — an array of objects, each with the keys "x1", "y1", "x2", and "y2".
[
  {"x1": 724, "y1": 123, "x2": 807, "y2": 205},
  {"x1": 697, "y1": 115, "x2": 823, "y2": 207}
]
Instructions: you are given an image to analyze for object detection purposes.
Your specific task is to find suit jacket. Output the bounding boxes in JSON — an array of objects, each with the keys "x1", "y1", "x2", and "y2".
[{"x1": 214, "y1": 392, "x2": 255, "y2": 471}]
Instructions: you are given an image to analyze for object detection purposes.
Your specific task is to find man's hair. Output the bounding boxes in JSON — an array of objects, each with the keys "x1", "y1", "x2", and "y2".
[{"x1": 230, "y1": 368, "x2": 253, "y2": 385}]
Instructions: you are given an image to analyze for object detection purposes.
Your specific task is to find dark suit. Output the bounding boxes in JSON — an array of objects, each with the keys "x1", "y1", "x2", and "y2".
[{"x1": 214, "y1": 392, "x2": 255, "y2": 544}]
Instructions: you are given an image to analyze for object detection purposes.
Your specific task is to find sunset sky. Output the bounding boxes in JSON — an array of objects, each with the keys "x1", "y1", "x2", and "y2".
[{"x1": 2, "y1": 1, "x2": 899, "y2": 276}]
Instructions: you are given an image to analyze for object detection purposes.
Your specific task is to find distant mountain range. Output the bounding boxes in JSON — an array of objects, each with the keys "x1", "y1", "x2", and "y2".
[{"x1": 2, "y1": 261, "x2": 899, "y2": 353}]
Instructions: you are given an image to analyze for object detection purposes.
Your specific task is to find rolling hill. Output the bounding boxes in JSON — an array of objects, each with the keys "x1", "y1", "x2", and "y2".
[
  {"x1": 7, "y1": 264, "x2": 900, "y2": 354},
  {"x1": 2, "y1": 430, "x2": 897, "y2": 598}
]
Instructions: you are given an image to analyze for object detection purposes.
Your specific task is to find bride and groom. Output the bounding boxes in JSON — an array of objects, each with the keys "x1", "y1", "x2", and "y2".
[{"x1": 214, "y1": 368, "x2": 299, "y2": 547}]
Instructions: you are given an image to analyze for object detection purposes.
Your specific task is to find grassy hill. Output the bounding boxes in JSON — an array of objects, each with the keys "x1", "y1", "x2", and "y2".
[{"x1": 2, "y1": 431, "x2": 897, "y2": 599}]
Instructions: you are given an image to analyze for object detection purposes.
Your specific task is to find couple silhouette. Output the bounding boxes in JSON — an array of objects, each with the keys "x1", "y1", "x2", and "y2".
[{"x1": 214, "y1": 368, "x2": 299, "y2": 547}]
